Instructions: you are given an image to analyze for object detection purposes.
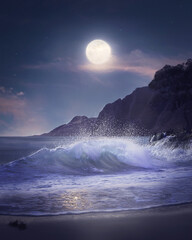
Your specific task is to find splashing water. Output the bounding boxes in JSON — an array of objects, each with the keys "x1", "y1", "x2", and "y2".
[{"x1": 0, "y1": 136, "x2": 192, "y2": 215}]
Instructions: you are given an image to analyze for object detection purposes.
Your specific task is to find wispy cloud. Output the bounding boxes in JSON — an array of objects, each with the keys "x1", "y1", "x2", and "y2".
[
  {"x1": 0, "y1": 86, "x2": 24, "y2": 96},
  {"x1": 17, "y1": 91, "x2": 24, "y2": 96},
  {"x1": 0, "y1": 86, "x2": 48, "y2": 136},
  {"x1": 79, "y1": 50, "x2": 184, "y2": 78},
  {"x1": 79, "y1": 62, "x2": 155, "y2": 77},
  {"x1": 0, "y1": 86, "x2": 6, "y2": 93},
  {"x1": 22, "y1": 50, "x2": 185, "y2": 79},
  {"x1": 0, "y1": 95, "x2": 26, "y2": 118},
  {"x1": 23, "y1": 57, "x2": 78, "y2": 72}
]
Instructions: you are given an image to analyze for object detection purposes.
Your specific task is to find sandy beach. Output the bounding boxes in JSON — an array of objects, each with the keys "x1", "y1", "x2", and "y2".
[{"x1": 1, "y1": 203, "x2": 192, "y2": 240}]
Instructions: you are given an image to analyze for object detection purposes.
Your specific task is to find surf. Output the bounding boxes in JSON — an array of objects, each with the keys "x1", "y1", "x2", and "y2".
[
  {"x1": 2, "y1": 138, "x2": 163, "y2": 176},
  {"x1": 0, "y1": 136, "x2": 192, "y2": 216},
  {"x1": 3, "y1": 137, "x2": 192, "y2": 177}
]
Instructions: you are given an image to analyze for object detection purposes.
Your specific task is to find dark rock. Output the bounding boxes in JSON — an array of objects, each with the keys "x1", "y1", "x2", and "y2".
[
  {"x1": 149, "y1": 132, "x2": 166, "y2": 143},
  {"x1": 44, "y1": 59, "x2": 192, "y2": 136},
  {"x1": 18, "y1": 222, "x2": 27, "y2": 230},
  {"x1": 149, "y1": 59, "x2": 192, "y2": 92},
  {"x1": 8, "y1": 220, "x2": 27, "y2": 230},
  {"x1": 149, "y1": 130, "x2": 192, "y2": 148},
  {"x1": 94, "y1": 59, "x2": 192, "y2": 135},
  {"x1": 9, "y1": 220, "x2": 18, "y2": 227}
]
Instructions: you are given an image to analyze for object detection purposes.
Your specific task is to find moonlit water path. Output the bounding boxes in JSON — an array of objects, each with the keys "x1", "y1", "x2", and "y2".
[{"x1": 0, "y1": 136, "x2": 192, "y2": 216}]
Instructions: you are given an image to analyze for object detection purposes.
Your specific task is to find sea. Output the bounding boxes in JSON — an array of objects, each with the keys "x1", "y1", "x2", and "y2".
[{"x1": 0, "y1": 136, "x2": 192, "y2": 216}]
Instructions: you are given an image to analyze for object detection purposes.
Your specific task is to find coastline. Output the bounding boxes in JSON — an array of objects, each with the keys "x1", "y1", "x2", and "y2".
[{"x1": 1, "y1": 203, "x2": 192, "y2": 240}]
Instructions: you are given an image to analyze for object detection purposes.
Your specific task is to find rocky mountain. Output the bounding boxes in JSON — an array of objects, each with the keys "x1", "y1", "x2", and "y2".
[{"x1": 44, "y1": 59, "x2": 192, "y2": 136}]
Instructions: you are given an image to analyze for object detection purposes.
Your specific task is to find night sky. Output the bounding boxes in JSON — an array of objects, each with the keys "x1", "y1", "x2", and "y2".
[{"x1": 1, "y1": 0, "x2": 192, "y2": 136}]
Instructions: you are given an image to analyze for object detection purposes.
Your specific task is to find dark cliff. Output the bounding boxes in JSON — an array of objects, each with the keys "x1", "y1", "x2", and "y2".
[{"x1": 44, "y1": 59, "x2": 192, "y2": 136}]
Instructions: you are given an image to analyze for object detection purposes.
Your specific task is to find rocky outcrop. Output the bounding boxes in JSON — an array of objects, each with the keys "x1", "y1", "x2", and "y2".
[
  {"x1": 93, "y1": 59, "x2": 192, "y2": 135},
  {"x1": 149, "y1": 131, "x2": 192, "y2": 149},
  {"x1": 44, "y1": 59, "x2": 192, "y2": 136},
  {"x1": 149, "y1": 59, "x2": 192, "y2": 92}
]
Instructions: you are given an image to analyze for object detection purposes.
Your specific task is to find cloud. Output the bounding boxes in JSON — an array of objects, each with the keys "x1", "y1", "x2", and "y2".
[
  {"x1": 0, "y1": 95, "x2": 26, "y2": 118},
  {"x1": 0, "y1": 86, "x2": 6, "y2": 93},
  {"x1": 78, "y1": 50, "x2": 185, "y2": 78},
  {"x1": 23, "y1": 57, "x2": 78, "y2": 72},
  {"x1": 79, "y1": 61, "x2": 155, "y2": 77},
  {"x1": 17, "y1": 91, "x2": 24, "y2": 96},
  {"x1": 22, "y1": 50, "x2": 185, "y2": 79},
  {"x1": 0, "y1": 87, "x2": 48, "y2": 136},
  {"x1": 0, "y1": 86, "x2": 14, "y2": 94}
]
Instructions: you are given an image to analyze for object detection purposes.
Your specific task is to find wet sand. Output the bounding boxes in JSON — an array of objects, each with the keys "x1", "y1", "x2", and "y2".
[{"x1": 1, "y1": 203, "x2": 192, "y2": 240}]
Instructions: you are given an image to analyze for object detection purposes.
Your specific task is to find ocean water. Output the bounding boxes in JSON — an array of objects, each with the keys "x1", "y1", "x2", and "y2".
[{"x1": 0, "y1": 136, "x2": 192, "y2": 216}]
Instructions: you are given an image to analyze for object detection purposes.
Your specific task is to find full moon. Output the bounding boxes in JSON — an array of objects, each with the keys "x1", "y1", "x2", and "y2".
[{"x1": 86, "y1": 39, "x2": 111, "y2": 64}]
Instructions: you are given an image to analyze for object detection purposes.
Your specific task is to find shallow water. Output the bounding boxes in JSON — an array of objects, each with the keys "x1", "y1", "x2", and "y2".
[{"x1": 0, "y1": 136, "x2": 192, "y2": 215}]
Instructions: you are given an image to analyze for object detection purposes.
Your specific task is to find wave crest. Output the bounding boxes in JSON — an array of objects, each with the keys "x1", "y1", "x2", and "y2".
[
  {"x1": 3, "y1": 137, "x2": 192, "y2": 176},
  {"x1": 5, "y1": 138, "x2": 156, "y2": 175}
]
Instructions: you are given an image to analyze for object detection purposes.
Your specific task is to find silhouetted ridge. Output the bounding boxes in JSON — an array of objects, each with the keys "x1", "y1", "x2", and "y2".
[
  {"x1": 44, "y1": 59, "x2": 192, "y2": 136},
  {"x1": 43, "y1": 116, "x2": 97, "y2": 136},
  {"x1": 149, "y1": 59, "x2": 192, "y2": 91}
]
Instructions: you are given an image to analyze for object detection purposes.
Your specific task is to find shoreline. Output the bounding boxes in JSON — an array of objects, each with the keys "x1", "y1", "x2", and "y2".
[
  {"x1": 1, "y1": 202, "x2": 192, "y2": 240},
  {"x1": 1, "y1": 201, "x2": 192, "y2": 217}
]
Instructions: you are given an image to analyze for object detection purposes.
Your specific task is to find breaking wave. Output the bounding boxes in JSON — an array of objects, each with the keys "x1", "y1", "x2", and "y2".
[
  {"x1": 2, "y1": 137, "x2": 192, "y2": 177},
  {"x1": 1, "y1": 137, "x2": 192, "y2": 216}
]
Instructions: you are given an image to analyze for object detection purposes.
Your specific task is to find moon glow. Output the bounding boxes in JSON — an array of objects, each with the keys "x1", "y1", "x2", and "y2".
[{"x1": 86, "y1": 39, "x2": 111, "y2": 64}]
